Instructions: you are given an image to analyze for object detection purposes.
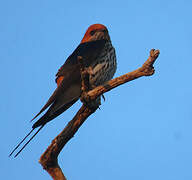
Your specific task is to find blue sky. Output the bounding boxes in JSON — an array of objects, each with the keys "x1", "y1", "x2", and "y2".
[{"x1": 1, "y1": 0, "x2": 192, "y2": 179}]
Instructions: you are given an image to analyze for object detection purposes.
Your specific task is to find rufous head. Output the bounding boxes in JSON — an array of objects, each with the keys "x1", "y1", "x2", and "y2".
[{"x1": 81, "y1": 24, "x2": 110, "y2": 43}]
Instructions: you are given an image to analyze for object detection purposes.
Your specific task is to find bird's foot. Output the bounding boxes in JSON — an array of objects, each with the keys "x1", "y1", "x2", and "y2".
[{"x1": 80, "y1": 93, "x2": 101, "y2": 110}]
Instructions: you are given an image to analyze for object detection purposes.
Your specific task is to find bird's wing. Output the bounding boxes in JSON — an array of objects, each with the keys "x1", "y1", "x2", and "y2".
[
  {"x1": 32, "y1": 98, "x2": 78, "y2": 128},
  {"x1": 9, "y1": 40, "x2": 107, "y2": 157},
  {"x1": 31, "y1": 40, "x2": 106, "y2": 123},
  {"x1": 55, "y1": 39, "x2": 106, "y2": 84}
]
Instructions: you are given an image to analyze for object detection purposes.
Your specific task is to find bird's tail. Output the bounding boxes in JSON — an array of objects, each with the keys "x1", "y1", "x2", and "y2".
[{"x1": 9, "y1": 125, "x2": 44, "y2": 158}]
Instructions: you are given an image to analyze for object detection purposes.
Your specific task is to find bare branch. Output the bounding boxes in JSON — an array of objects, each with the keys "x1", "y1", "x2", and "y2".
[{"x1": 39, "y1": 49, "x2": 160, "y2": 180}]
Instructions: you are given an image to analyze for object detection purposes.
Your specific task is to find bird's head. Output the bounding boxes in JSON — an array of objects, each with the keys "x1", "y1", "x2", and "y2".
[{"x1": 81, "y1": 24, "x2": 110, "y2": 43}]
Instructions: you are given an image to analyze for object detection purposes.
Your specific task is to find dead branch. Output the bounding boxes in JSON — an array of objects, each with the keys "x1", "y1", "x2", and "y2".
[{"x1": 39, "y1": 49, "x2": 160, "y2": 180}]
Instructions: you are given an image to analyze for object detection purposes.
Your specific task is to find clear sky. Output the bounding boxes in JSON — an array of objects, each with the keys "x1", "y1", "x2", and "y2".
[{"x1": 1, "y1": 0, "x2": 192, "y2": 179}]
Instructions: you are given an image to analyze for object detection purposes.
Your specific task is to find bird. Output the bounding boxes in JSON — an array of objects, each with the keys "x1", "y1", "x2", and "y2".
[{"x1": 9, "y1": 23, "x2": 117, "y2": 157}]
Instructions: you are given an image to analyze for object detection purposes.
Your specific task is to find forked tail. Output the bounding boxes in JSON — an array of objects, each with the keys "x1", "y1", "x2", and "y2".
[{"x1": 9, "y1": 125, "x2": 44, "y2": 158}]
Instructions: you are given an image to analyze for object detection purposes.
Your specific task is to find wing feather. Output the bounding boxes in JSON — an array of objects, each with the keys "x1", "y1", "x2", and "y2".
[{"x1": 32, "y1": 40, "x2": 106, "y2": 124}]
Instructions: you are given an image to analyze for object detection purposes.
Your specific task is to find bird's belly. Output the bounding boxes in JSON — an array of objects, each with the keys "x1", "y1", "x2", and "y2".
[{"x1": 89, "y1": 48, "x2": 117, "y2": 87}]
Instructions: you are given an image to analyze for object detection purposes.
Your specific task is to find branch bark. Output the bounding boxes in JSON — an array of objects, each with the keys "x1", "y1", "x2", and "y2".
[{"x1": 39, "y1": 49, "x2": 160, "y2": 180}]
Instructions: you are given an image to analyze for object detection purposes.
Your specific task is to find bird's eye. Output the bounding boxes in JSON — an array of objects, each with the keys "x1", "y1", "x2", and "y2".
[{"x1": 90, "y1": 30, "x2": 96, "y2": 36}]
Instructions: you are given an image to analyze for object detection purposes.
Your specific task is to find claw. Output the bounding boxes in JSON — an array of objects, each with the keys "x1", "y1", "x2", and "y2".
[{"x1": 102, "y1": 94, "x2": 106, "y2": 101}]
